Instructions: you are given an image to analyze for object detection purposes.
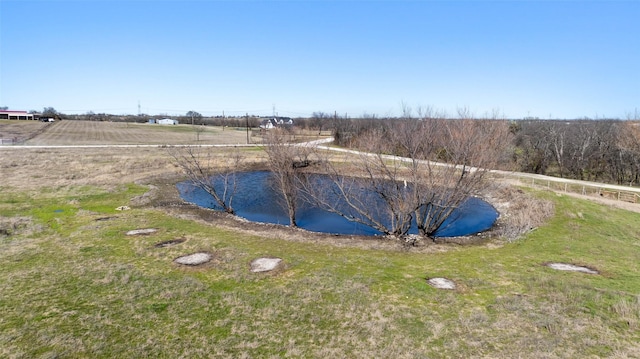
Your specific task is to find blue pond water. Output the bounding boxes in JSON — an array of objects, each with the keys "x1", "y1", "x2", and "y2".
[{"x1": 177, "y1": 171, "x2": 499, "y2": 237}]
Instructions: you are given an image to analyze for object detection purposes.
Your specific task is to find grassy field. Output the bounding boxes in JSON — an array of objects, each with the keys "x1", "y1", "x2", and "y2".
[{"x1": 1, "y1": 121, "x2": 639, "y2": 358}]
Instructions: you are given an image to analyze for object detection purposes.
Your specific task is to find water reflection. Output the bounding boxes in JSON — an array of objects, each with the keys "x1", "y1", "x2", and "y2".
[{"x1": 177, "y1": 171, "x2": 498, "y2": 237}]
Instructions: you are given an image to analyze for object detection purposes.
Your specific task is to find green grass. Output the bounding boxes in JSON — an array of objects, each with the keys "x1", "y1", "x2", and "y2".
[{"x1": 1, "y1": 186, "x2": 639, "y2": 358}]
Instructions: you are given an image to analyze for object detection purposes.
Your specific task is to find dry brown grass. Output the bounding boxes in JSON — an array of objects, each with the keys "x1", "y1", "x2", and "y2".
[
  {"x1": 0, "y1": 216, "x2": 41, "y2": 237},
  {"x1": 485, "y1": 184, "x2": 556, "y2": 242},
  {"x1": 0, "y1": 147, "x2": 179, "y2": 190}
]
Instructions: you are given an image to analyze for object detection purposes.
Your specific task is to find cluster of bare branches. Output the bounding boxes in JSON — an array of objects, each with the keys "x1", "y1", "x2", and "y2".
[
  {"x1": 301, "y1": 112, "x2": 511, "y2": 240},
  {"x1": 167, "y1": 146, "x2": 244, "y2": 214},
  {"x1": 262, "y1": 129, "x2": 313, "y2": 227},
  {"x1": 512, "y1": 120, "x2": 640, "y2": 185}
]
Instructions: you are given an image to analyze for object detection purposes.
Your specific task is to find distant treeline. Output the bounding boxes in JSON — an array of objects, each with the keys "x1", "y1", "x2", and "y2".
[
  {"x1": 326, "y1": 116, "x2": 640, "y2": 186},
  {"x1": 510, "y1": 119, "x2": 640, "y2": 185},
  {"x1": 62, "y1": 113, "x2": 640, "y2": 186}
]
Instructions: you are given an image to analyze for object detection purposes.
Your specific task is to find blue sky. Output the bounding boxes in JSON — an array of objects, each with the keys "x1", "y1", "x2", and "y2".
[{"x1": 1, "y1": 1, "x2": 638, "y2": 119}]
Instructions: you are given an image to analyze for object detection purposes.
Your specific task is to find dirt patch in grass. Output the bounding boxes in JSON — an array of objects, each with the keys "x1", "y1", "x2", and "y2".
[
  {"x1": 95, "y1": 216, "x2": 118, "y2": 221},
  {"x1": 0, "y1": 216, "x2": 42, "y2": 237},
  {"x1": 154, "y1": 238, "x2": 187, "y2": 248}
]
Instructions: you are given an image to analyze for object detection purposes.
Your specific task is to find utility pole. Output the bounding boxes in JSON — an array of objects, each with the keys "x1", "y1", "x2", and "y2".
[{"x1": 245, "y1": 113, "x2": 250, "y2": 144}]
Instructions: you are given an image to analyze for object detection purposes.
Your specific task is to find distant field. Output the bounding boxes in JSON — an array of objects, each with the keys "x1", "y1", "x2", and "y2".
[{"x1": 23, "y1": 120, "x2": 252, "y2": 145}]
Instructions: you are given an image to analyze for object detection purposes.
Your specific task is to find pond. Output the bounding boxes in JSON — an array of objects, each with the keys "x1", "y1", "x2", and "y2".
[{"x1": 177, "y1": 171, "x2": 499, "y2": 237}]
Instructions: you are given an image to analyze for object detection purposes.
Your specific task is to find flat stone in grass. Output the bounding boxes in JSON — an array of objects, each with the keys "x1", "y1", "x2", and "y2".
[
  {"x1": 427, "y1": 277, "x2": 456, "y2": 290},
  {"x1": 174, "y1": 252, "x2": 212, "y2": 266},
  {"x1": 546, "y1": 262, "x2": 599, "y2": 274},
  {"x1": 126, "y1": 228, "x2": 158, "y2": 236},
  {"x1": 250, "y1": 257, "x2": 282, "y2": 273}
]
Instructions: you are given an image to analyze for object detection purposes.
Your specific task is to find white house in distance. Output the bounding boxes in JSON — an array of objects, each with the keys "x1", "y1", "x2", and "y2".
[
  {"x1": 259, "y1": 116, "x2": 294, "y2": 130},
  {"x1": 156, "y1": 118, "x2": 179, "y2": 125}
]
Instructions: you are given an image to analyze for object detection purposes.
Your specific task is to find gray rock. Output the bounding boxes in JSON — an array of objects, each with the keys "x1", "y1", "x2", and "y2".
[
  {"x1": 427, "y1": 277, "x2": 456, "y2": 290},
  {"x1": 546, "y1": 262, "x2": 598, "y2": 274},
  {"x1": 250, "y1": 257, "x2": 282, "y2": 273},
  {"x1": 126, "y1": 228, "x2": 157, "y2": 236},
  {"x1": 174, "y1": 252, "x2": 212, "y2": 266}
]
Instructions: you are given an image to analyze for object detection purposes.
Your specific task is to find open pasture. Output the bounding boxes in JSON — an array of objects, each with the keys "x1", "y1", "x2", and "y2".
[{"x1": 0, "y1": 122, "x2": 639, "y2": 358}]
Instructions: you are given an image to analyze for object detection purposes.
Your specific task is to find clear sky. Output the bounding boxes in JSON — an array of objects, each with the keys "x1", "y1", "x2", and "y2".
[{"x1": 1, "y1": 0, "x2": 638, "y2": 119}]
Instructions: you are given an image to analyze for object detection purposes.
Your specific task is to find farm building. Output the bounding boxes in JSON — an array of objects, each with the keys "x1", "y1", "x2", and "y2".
[
  {"x1": 157, "y1": 118, "x2": 179, "y2": 125},
  {"x1": 0, "y1": 110, "x2": 35, "y2": 120}
]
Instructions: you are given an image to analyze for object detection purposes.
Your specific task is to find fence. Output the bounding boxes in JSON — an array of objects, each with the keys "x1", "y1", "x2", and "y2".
[{"x1": 493, "y1": 170, "x2": 640, "y2": 204}]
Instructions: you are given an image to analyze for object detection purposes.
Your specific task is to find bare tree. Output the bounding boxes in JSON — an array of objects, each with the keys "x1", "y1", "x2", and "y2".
[
  {"x1": 311, "y1": 112, "x2": 330, "y2": 135},
  {"x1": 194, "y1": 124, "x2": 206, "y2": 142},
  {"x1": 510, "y1": 119, "x2": 637, "y2": 185},
  {"x1": 549, "y1": 123, "x2": 567, "y2": 178},
  {"x1": 262, "y1": 129, "x2": 312, "y2": 227},
  {"x1": 186, "y1": 110, "x2": 202, "y2": 125},
  {"x1": 618, "y1": 121, "x2": 640, "y2": 185},
  {"x1": 408, "y1": 113, "x2": 510, "y2": 238},
  {"x1": 565, "y1": 122, "x2": 597, "y2": 180},
  {"x1": 512, "y1": 121, "x2": 553, "y2": 174},
  {"x1": 168, "y1": 146, "x2": 244, "y2": 214},
  {"x1": 303, "y1": 112, "x2": 511, "y2": 241},
  {"x1": 42, "y1": 107, "x2": 58, "y2": 116},
  {"x1": 300, "y1": 143, "x2": 414, "y2": 237},
  {"x1": 593, "y1": 121, "x2": 623, "y2": 183}
]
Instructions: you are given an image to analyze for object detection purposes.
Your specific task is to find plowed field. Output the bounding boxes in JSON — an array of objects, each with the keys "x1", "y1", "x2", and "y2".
[
  {"x1": 26, "y1": 120, "x2": 250, "y2": 145},
  {"x1": 0, "y1": 120, "x2": 50, "y2": 142}
]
